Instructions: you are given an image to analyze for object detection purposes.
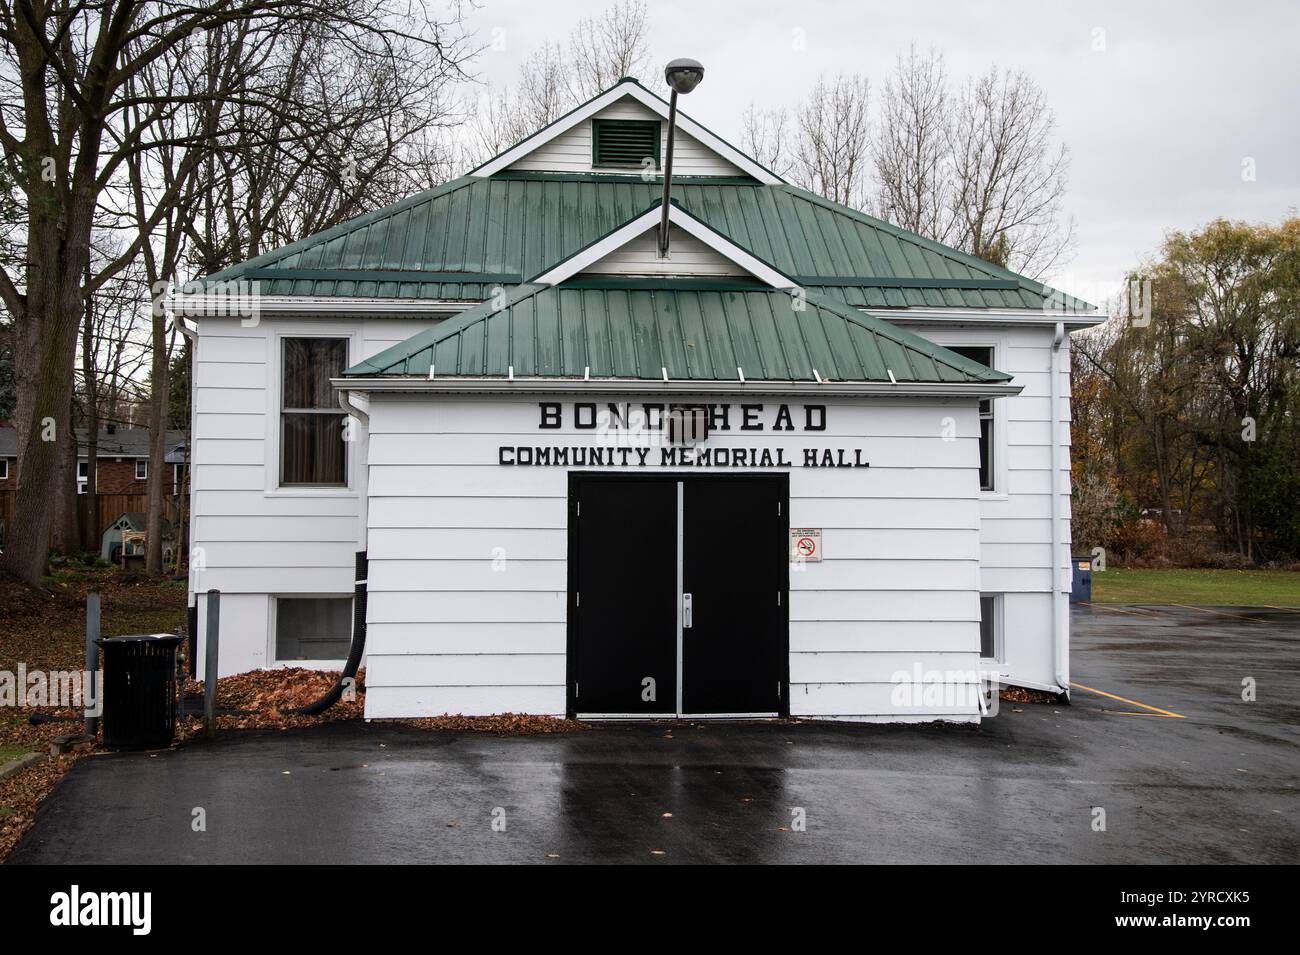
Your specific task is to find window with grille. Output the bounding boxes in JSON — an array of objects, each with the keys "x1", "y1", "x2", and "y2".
[
  {"x1": 281, "y1": 337, "x2": 347, "y2": 486},
  {"x1": 592, "y1": 119, "x2": 661, "y2": 169}
]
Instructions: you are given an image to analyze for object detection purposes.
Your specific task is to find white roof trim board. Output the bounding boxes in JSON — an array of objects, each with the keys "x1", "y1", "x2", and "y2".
[
  {"x1": 470, "y1": 80, "x2": 784, "y2": 185},
  {"x1": 863, "y1": 307, "x2": 1107, "y2": 328},
  {"x1": 532, "y1": 204, "x2": 798, "y2": 288},
  {"x1": 334, "y1": 376, "x2": 1024, "y2": 399}
]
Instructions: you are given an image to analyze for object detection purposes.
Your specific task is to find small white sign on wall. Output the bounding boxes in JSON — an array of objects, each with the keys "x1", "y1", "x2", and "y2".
[{"x1": 790, "y1": 528, "x2": 822, "y2": 562}]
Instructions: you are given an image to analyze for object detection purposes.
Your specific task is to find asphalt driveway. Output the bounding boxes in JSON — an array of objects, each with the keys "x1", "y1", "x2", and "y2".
[{"x1": 8, "y1": 604, "x2": 1299, "y2": 864}]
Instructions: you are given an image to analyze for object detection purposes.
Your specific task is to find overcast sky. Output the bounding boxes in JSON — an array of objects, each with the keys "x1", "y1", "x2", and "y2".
[{"x1": 467, "y1": 0, "x2": 1300, "y2": 305}]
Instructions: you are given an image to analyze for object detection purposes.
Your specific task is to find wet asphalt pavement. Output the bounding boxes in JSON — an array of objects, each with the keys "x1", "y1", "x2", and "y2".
[{"x1": 8, "y1": 604, "x2": 1299, "y2": 864}]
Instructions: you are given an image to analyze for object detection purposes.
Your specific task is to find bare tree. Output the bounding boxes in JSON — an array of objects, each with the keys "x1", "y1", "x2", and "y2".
[
  {"x1": 948, "y1": 67, "x2": 1073, "y2": 276},
  {"x1": 0, "y1": 1, "x2": 474, "y2": 585},
  {"x1": 565, "y1": 0, "x2": 650, "y2": 102},
  {"x1": 784, "y1": 74, "x2": 871, "y2": 209},
  {"x1": 873, "y1": 45, "x2": 955, "y2": 243},
  {"x1": 739, "y1": 103, "x2": 792, "y2": 179},
  {"x1": 466, "y1": 0, "x2": 652, "y2": 169}
]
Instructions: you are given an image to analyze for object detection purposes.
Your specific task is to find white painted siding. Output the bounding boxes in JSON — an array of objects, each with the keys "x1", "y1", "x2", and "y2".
[
  {"x1": 580, "y1": 225, "x2": 744, "y2": 277},
  {"x1": 897, "y1": 321, "x2": 1073, "y2": 690},
  {"x1": 189, "y1": 315, "x2": 444, "y2": 675},
  {"x1": 508, "y1": 97, "x2": 745, "y2": 177},
  {"x1": 363, "y1": 395, "x2": 986, "y2": 721}
]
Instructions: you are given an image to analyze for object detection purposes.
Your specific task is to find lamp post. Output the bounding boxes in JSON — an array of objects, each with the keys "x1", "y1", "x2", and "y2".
[{"x1": 659, "y1": 57, "x2": 705, "y2": 258}]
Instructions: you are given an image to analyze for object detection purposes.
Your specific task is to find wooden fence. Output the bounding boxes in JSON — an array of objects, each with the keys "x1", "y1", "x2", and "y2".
[{"x1": 0, "y1": 491, "x2": 181, "y2": 551}]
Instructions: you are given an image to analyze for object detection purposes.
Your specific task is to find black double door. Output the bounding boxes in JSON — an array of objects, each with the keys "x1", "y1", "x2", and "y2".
[{"x1": 568, "y1": 474, "x2": 788, "y2": 718}]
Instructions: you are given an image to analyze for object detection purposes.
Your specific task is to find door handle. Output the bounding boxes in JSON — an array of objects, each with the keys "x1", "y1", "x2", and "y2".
[{"x1": 683, "y1": 592, "x2": 693, "y2": 629}]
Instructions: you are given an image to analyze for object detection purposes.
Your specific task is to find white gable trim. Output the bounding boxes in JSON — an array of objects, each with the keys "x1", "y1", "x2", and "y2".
[
  {"x1": 532, "y1": 204, "x2": 797, "y2": 288},
  {"x1": 471, "y1": 81, "x2": 783, "y2": 185}
]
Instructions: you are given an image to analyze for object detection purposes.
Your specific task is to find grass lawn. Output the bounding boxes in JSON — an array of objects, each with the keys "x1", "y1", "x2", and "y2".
[
  {"x1": 0, "y1": 744, "x2": 30, "y2": 765},
  {"x1": 1091, "y1": 568, "x2": 1300, "y2": 606}
]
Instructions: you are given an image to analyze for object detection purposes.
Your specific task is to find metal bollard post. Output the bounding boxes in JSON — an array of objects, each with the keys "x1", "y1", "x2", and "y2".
[
  {"x1": 204, "y1": 589, "x2": 220, "y2": 738},
  {"x1": 85, "y1": 593, "x2": 100, "y2": 738}
]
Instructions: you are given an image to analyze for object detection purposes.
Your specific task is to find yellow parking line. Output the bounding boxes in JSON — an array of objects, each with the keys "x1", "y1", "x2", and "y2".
[
  {"x1": 1070, "y1": 682, "x2": 1186, "y2": 719},
  {"x1": 1090, "y1": 604, "x2": 1161, "y2": 617},
  {"x1": 1172, "y1": 603, "x2": 1264, "y2": 622}
]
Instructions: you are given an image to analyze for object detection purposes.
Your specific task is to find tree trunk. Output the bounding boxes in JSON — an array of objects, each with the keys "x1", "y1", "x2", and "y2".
[
  {"x1": 81, "y1": 297, "x2": 101, "y2": 552},
  {"x1": 3, "y1": 281, "x2": 84, "y2": 585},
  {"x1": 52, "y1": 409, "x2": 79, "y2": 554},
  {"x1": 145, "y1": 312, "x2": 168, "y2": 577}
]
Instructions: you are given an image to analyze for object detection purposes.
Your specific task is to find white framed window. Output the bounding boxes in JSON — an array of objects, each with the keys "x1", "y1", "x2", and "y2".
[
  {"x1": 0, "y1": 458, "x2": 7, "y2": 480},
  {"x1": 948, "y1": 345, "x2": 998, "y2": 493},
  {"x1": 135, "y1": 459, "x2": 148, "y2": 480},
  {"x1": 77, "y1": 460, "x2": 89, "y2": 494},
  {"x1": 279, "y1": 337, "x2": 349, "y2": 487},
  {"x1": 272, "y1": 596, "x2": 353, "y2": 662},
  {"x1": 978, "y1": 593, "x2": 1003, "y2": 661}
]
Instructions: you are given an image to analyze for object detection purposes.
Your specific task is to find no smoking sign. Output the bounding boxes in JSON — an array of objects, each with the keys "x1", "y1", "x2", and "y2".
[{"x1": 789, "y1": 528, "x2": 822, "y2": 562}]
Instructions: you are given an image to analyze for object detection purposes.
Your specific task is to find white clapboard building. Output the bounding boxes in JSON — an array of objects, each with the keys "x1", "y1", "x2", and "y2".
[{"x1": 179, "y1": 76, "x2": 1099, "y2": 722}]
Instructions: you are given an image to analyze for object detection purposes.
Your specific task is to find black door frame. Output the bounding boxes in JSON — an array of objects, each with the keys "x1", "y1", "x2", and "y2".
[{"x1": 565, "y1": 471, "x2": 790, "y2": 720}]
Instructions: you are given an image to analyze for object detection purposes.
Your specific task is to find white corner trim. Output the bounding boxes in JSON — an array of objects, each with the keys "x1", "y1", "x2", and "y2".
[
  {"x1": 533, "y1": 204, "x2": 797, "y2": 289},
  {"x1": 470, "y1": 82, "x2": 783, "y2": 185}
]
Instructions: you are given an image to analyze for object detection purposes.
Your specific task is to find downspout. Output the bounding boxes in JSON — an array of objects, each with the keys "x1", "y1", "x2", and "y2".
[
  {"x1": 1050, "y1": 322, "x2": 1069, "y2": 698},
  {"x1": 281, "y1": 388, "x2": 370, "y2": 716}
]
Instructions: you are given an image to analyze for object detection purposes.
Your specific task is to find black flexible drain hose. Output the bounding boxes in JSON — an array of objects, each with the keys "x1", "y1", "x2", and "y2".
[{"x1": 280, "y1": 551, "x2": 367, "y2": 716}]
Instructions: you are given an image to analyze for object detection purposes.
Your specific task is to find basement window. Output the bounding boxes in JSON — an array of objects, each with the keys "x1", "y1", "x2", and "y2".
[
  {"x1": 592, "y1": 119, "x2": 661, "y2": 169},
  {"x1": 280, "y1": 337, "x2": 348, "y2": 486},
  {"x1": 949, "y1": 346, "x2": 996, "y2": 491},
  {"x1": 275, "y1": 597, "x2": 352, "y2": 661},
  {"x1": 979, "y1": 594, "x2": 1003, "y2": 661}
]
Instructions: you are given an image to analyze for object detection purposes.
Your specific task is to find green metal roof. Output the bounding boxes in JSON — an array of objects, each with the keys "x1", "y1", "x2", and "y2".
[
  {"x1": 342, "y1": 281, "x2": 1016, "y2": 384},
  {"x1": 206, "y1": 170, "x2": 1092, "y2": 311}
]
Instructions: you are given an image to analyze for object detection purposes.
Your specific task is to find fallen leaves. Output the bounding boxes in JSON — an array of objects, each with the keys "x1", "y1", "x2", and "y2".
[
  {"x1": 177, "y1": 667, "x2": 365, "y2": 735},
  {"x1": 999, "y1": 686, "x2": 1060, "y2": 705},
  {"x1": 398, "y1": 713, "x2": 588, "y2": 736}
]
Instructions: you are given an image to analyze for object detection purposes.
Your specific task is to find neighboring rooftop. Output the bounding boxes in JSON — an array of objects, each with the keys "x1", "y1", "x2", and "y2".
[{"x1": 0, "y1": 428, "x2": 187, "y2": 459}]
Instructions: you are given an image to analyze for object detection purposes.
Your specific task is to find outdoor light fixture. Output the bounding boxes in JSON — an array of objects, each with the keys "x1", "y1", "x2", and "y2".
[
  {"x1": 659, "y1": 58, "x2": 705, "y2": 257},
  {"x1": 664, "y1": 58, "x2": 705, "y2": 94}
]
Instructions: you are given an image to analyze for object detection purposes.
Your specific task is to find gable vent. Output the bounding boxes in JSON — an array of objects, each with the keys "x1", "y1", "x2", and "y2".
[{"x1": 592, "y1": 119, "x2": 661, "y2": 169}]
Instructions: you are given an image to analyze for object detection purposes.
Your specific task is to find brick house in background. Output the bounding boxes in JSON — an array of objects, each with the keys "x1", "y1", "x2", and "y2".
[{"x1": 0, "y1": 426, "x2": 188, "y2": 495}]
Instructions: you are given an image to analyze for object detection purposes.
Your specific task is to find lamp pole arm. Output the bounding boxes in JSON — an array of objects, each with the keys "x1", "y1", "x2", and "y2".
[{"x1": 659, "y1": 89, "x2": 679, "y2": 258}]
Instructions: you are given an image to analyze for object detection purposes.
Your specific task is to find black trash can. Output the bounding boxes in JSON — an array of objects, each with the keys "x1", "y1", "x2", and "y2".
[
  {"x1": 1071, "y1": 555, "x2": 1093, "y2": 603},
  {"x1": 97, "y1": 634, "x2": 182, "y2": 749}
]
